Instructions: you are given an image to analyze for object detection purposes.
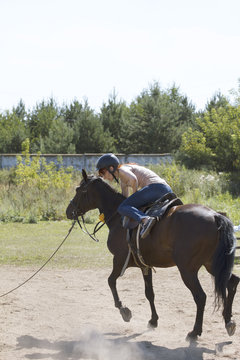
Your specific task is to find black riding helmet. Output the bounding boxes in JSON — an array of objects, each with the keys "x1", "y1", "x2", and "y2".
[{"x1": 96, "y1": 153, "x2": 120, "y2": 182}]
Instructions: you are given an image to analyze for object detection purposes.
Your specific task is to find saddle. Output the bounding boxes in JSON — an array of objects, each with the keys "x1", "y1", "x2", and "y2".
[
  {"x1": 122, "y1": 192, "x2": 183, "y2": 230},
  {"x1": 145, "y1": 192, "x2": 183, "y2": 219},
  {"x1": 120, "y1": 193, "x2": 183, "y2": 276}
]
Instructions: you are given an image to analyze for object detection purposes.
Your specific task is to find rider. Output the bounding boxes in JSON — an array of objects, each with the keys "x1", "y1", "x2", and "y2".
[{"x1": 96, "y1": 153, "x2": 173, "y2": 238}]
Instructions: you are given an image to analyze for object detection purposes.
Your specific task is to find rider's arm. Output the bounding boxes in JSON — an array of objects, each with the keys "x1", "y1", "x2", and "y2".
[{"x1": 119, "y1": 166, "x2": 138, "y2": 197}]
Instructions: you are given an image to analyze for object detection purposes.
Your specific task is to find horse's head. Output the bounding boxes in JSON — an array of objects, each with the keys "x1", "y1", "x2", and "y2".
[{"x1": 66, "y1": 169, "x2": 99, "y2": 220}]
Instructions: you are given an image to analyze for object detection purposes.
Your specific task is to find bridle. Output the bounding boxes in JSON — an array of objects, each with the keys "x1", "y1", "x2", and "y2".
[
  {"x1": 70, "y1": 199, "x2": 118, "y2": 242},
  {"x1": 70, "y1": 176, "x2": 121, "y2": 242},
  {"x1": 69, "y1": 194, "x2": 100, "y2": 242},
  {"x1": 69, "y1": 182, "x2": 116, "y2": 242}
]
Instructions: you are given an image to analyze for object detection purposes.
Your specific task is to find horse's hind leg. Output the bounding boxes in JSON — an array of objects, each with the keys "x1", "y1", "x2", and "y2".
[
  {"x1": 179, "y1": 269, "x2": 206, "y2": 340},
  {"x1": 205, "y1": 263, "x2": 240, "y2": 336},
  {"x1": 222, "y1": 273, "x2": 240, "y2": 336},
  {"x1": 141, "y1": 268, "x2": 159, "y2": 328},
  {"x1": 108, "y1": 256, "x2": 132, "y2": 322}
]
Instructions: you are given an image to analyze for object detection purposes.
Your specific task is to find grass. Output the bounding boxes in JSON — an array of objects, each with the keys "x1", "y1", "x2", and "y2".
[
  {"x1": 0, "y1": 164, "x2": 240, "y2": 271},
  {"x1": 0, "y1": 221, "x2": 239, "y2": 271},
  {"x1": 0, "y1": 221, "x2": 112, "y2": 268}
]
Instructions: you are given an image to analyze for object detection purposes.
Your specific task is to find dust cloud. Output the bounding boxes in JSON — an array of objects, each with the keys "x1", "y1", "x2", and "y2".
[
  {"x1": 1, "y1": 267, "x2": 239, "y2": 359},
  {"x1": 17, "y1": 327, "x2": 155, "y2": 360},
  {"x1": 16, "y1": 327, "x2": 215, "y2": 360}
]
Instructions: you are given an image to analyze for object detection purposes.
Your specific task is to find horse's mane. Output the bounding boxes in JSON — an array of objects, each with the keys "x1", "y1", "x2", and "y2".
[
  {"x1": 83, "y1": 174, "x2": 125, "y2": 201},
  {"x1": 96, "y1": 176, "x2": 125, "y2": 201}
]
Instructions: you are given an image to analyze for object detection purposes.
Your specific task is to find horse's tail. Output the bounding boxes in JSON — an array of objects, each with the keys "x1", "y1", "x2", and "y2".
[{"x1": 212, "y1": 213, "x2": 236, "y2": 308}]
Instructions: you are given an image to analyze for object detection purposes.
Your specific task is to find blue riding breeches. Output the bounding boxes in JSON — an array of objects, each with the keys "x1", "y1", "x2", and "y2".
[{"x1": 117, "y1": 183, "x2": 173, "y2": 223}]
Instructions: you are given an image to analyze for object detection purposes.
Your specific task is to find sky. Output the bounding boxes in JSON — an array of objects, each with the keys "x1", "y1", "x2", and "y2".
[{"x1": 0, "y1": 0, "x2": 240, "y2": 113}]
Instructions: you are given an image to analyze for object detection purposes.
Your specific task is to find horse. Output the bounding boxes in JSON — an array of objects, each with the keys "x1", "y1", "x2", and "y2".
[{"x1": 66, "y1": 169, "x2": 239, "y2": 340}]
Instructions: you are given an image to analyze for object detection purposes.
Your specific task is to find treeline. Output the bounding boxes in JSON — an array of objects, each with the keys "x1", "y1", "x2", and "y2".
[{"x1": 1, "y1": 81, "x2": 240, "y2": 172}]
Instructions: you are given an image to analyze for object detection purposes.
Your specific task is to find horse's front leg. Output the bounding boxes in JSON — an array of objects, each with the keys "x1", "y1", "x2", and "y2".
[
  {"x1": 141, "y1": 268, "x2": 159, "y2": 328},
  {"x1": 108, "y1": 256, "x2": 132, "y2": 322}
]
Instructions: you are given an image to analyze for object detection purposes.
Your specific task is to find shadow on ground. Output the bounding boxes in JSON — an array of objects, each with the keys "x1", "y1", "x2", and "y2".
[{"x1": 15, "y1": 329, "x2": 230, "y2": 360}]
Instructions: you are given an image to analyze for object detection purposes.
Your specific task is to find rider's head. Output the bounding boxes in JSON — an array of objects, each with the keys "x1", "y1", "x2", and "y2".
[{"x1": 96, "y1": 153, "x2": 120, "y2": 182}]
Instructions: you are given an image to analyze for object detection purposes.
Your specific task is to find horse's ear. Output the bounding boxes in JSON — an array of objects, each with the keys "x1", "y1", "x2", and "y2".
[{"x1": 82, "y1": 169, "x2": 88, "y2": 182}]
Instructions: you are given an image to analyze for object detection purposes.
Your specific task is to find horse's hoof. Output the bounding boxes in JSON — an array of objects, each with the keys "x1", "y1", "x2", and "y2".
[
  {"x1": 186, "y1": 331, "x2": 198, "y2": 342},
  {"x1": 148, "y1": 319, "x2": 158, "y2": 329},
  {"x1": 226, "y1": 320, "x2": 236, "y2": 336},
  {"x1": 120, "y1": 307, "x2": 132, "y2": 322}
]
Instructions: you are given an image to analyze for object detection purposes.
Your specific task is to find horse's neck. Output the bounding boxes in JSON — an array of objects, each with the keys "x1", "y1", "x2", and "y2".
[{"x1": 97, "y1": 184, "x2": 124, "y2": 218}]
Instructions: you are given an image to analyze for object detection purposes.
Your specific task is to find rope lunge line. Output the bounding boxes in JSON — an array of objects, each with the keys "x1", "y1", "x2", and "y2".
[{"x1": 0, "y1": 220, "x2": 76, "y2": 298}]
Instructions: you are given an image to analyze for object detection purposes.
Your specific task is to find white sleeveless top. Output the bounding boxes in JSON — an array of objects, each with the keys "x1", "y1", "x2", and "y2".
[{"x1": 118, "y1": 164, "x2": 167, "y2": 197}]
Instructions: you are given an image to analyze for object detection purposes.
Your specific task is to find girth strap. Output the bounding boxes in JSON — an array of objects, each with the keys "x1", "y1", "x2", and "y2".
[{"x1": 120, "y1": 228, "x2": 155, "y2": 276}]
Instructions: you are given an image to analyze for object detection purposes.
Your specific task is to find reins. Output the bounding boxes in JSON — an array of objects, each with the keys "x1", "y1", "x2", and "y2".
[
  {"x1": 76, "y1": 212, "x2": 117, "y2": 242},
  {"x1": 76, "y1": 216, "x2": 101, "y2": 242},
  {"x1": 0, "y1": 220, "x2": 76, "y2": 298}
]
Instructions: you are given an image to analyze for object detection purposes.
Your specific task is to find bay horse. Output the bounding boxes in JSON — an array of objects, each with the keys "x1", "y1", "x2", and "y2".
[{"x1": 66, "y1": 169, "x2": 239, "y2": 340}]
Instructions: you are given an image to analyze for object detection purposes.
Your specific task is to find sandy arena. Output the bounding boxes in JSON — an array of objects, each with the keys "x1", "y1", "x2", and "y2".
[{"x1": 0, "y1": 265, "x2": 240, "y2": 359}]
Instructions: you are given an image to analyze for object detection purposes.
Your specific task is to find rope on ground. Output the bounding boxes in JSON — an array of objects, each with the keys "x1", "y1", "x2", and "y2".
[{"x1": 0, "y1": 220, "x2": 76, "y2": 298}]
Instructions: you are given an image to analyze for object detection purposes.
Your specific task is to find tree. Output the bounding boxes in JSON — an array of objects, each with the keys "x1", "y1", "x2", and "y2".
[
  {"x1": 230, "y1": 78, "x2": 240, "y2": 107},
  {"x1": 205, "y1": 92, "x2": 230, "y2": 112},
  {"x1": 27, "y1": 98, "x2": 59, "y2": 152},
  {"x1": 124, "y1": 83, "x2": 196, "y2": 153},
  {"x1": 0, "y1": 110, "x2": 27, "y2": 153},
  {"x1": 179, "y1": 105, "x2": 240, "y2": 171},
  {"x1": 62, "y1": 100, "x2": 83, "y2": 127},
  {"x1": 179, "y1": 128, "x2": 214, "y2": 168},
  {"x1": 12, "y1": 99, "x2": 27, "y2": 122},
  {"x1": 43, "y1": 117, "x2": 75, "y2": 153},
  {"x1": 100, "y1": 90, "x2": 130, "y2": 152},
  {"x1": 64, "y1": 100, "x2": 116, "y2": 153}
]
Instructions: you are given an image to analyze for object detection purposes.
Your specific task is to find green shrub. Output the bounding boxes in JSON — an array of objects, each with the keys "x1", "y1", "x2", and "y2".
[
  {"x1": 149, "y1": 162, "x2": 240, "y2": 222},
  {"x1": 149, "y1": 162, "x2": 226, "y2": 198},
  {"x1": 0, "y1": 159, "x2": 240, "y2": 224},
  {"x1": 15, "y1": 139, "x2": 73, "y2": 190},
  {"x1": 0, "y1": 139, "x2": 75, "y2": 223}
]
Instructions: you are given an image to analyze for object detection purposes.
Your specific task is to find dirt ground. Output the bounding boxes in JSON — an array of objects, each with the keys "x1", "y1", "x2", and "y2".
[{"x1": 0, "y1": 265, "x2": 240, "y2": 360}]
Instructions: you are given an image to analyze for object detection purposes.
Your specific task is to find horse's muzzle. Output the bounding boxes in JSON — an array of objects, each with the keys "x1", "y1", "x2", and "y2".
[{"x1": 66, "y1": 201, "x2": 79, "y2": 220}]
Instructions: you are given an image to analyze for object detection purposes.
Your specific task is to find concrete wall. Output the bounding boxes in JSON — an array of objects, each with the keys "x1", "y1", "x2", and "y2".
[{"x1": 0, "y1": 153, "x2": 173, "y2": 171}]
